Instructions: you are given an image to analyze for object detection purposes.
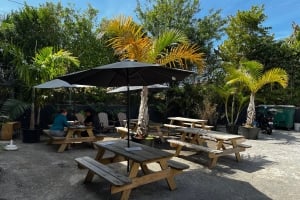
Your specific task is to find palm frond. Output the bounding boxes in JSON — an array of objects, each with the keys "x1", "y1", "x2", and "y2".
[
  {"x1": 153, "y1": 29, "x2": 189, "y2": 52},
  {"x1": 1, "y1": 99, "x2": 31, "y2": 120},
  {"x1": 254, "y1": 68, "x2": 288, "y2": 92},
  {"x1": 106, "y1": 16, "x2": 144, "y2": 45},
  {"x1": 157, "y1": 44, "x2": 205, "y2": 71}
]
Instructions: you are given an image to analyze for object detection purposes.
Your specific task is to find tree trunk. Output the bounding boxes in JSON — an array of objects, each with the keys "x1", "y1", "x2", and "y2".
[
  {"x1": 29, "y1": 88, "x2": 35, "y2": 130},
  {"x1": 136, "y1": 86, "x2": 149, "y2": 138},
  {"x1": 36, "y1": 106, "x2": 41, "y2": 126},
  {"x1": 30, "y1": 102, "x2": 35, "y2": 130},
  {"x1": 246, "y1": 93, "x2": 255, "y2": 126}
]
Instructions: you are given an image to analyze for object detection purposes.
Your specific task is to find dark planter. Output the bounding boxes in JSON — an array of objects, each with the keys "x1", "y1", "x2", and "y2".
[
  {"x1": 22, "y1": 129, "x2": 40, "y2": 143},
  {"x1": 226, "y1": 124, "x2": 239, "y2": 134},
  {"x1": 131, "y1": 135, "x2": 154, "y2": 147},
  {"x1": 239, "y1": 126, "x2": 260, "y2": 140}
]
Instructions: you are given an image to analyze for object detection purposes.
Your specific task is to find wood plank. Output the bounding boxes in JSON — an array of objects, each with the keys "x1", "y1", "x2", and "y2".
[
  {"x1": 75, "y1": 156, "x2": 131, "y2": 186},
  {"x1": 111, "y1": 168, "x2": 172, "y2": 194},
  {"x1": 95, "y1": 140, "x2": 173, "y2": 164},
  {"x1": 222, "y1": 141, "x2": 252, "y2": 148},
  {"x1": 167, "y1": 160, "x2": 189, "y2": 170},
  {"x1": 168, "y1": 139, "x2": 223, "y2": 154}
]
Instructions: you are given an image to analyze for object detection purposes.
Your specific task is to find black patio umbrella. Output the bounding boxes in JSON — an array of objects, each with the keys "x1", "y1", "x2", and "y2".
[{"x1": 58, "y1": 61, "x2": 194, "y2": 148}]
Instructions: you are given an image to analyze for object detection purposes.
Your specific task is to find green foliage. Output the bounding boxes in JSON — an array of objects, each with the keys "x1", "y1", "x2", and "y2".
[
  {"x1": 226, "y1": 60, "x2": 288, "y2": 126},
  {"x1": 219, "y1": 5, "x2": 273, "y2": 63},
  {"x1": 16, "y1": 46, "x2": 79, "y2": 88},
  {"x1": 0, "y1": 2, "x2": 116, "y2": 72},
  {"x1": 0, "y1": 98, "x2": 31, "y2": 120},
  {"x1": 135, "y1": 0, "x2": 226, "y2": 81},
  {"x1": 136, "y1": 0, "x2": 200, "y2": 37}
]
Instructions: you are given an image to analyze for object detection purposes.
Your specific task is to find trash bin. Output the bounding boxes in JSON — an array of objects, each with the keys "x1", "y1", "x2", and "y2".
[
  {"x1": 293, "y1": 107, "x2": 300, "y2": 131},
  {"x1": 273, "y1": 105, "x2": 296, "y2": 130}
]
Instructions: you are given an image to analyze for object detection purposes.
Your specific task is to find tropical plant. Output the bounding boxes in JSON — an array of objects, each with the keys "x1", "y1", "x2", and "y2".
[
  {"x1": 13, "y1": 46, "x2": 79, "y2": 129},
  {"x1": 214, "y1": 84, "x2": 248, "y2": 127},
  {"x1": 226, "y1": 60, "x2": 288, "y2": 127},
  {"x1": 104, "y1": 16, "x2": 205, "y2": 138}
]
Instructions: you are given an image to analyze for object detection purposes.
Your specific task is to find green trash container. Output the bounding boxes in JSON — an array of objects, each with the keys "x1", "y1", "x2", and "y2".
[{"x1": 273, "y1": 105, "x2": 296, "y2": 130}]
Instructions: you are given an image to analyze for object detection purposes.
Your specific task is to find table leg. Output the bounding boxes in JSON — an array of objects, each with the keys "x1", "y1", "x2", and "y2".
[
  {"x1": 159, "y1": 159, "x2": 176, "y2": 190},
  {"x1": 173, "y1": 132, "x2": 188, "y2": 156},
  {"x1": 120, "y1": 162, "x2": 140, "y2": 200},
  {"x1": 95, "y1": 148, "x2": 106, "y2": 161},
  {"x1": 216, "y1": 139, "x2": 224, "y2": 150},
  {"x1": 231, "y1": 140, "x2": 242, "y2": 162},
  {"x1": 155, "y1": 125, "x2": 165, "y2": 142},
  {"x1": 57, "y1": 129, "x2": 74, "y2": 152}
]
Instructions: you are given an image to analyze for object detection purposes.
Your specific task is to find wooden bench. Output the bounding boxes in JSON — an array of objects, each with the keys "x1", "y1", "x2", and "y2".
[
  {"x1": 43, "y1": 129, "x2": 66, "y2": 144},
  {"x1": 167, "y1": 159, "x2": 189, "y2": 175},
  {"x1": 75, "y1": 156, "x2": 132, "y2": 186},
  {"x1": 222, "y1": 140, "x2": 252, "y2": 149},
  {"x1": 182, "y1": 122, "x2": 214, "y2": 130},
  {"x1": 168, "y1": 139, "x2": 223, "y2": 168},
  {"x1": 43, "y1": 129, "x2": 104, "y2": 152},
  {"x1": 163, "y1": 124, "x2": 184, "y2": 136}
]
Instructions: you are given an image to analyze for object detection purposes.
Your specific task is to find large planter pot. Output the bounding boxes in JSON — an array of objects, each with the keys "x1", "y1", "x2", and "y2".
[
  {"x1": 239, "y1": 126, "x2": 260, "y2": 140},
  {"x1": 226, "y1": 124, "x2": 239, "y2": 134},
  {"x1": 131, "y1": 135, "x2": 154, "y2": 147},
  {"x1": 22, "y1": 129, "x2": 40, "y2": 143}
]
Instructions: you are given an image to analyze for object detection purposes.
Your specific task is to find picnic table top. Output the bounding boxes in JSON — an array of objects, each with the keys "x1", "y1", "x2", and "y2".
[
  {"x1": 168, "y1": 117, "x2": 207, "y2": 123},
  {"x1": 176, "y1": 127, "x2": 245, "y2": 140},
  {"x1": 94, "y1": 139, "x2": 173, "y2": 164}
]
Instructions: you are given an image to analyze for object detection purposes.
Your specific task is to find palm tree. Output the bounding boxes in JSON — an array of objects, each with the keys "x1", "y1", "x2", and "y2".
[
  {"x1": 214, "y1": 84, "x2": 248, "y2": 129},
  {"x1": 104, "y1": 16, "x2": 205, "y2": 137},
  {"x1": 226, "y1": 60, "x2": 288, "y2": 127},
  {"x1": 15, "y1": 46, "x2": 80, "y2": 129}
]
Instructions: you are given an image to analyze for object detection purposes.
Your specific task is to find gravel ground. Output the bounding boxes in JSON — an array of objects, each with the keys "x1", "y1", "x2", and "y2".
[{"x1": 0, "y1": 128, "x2": 300, "y2": 200}]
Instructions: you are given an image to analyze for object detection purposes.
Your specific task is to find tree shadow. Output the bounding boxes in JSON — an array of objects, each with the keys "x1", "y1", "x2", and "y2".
[{"x1": 75, "y1": 167, "x2": 272, "y2": 200}]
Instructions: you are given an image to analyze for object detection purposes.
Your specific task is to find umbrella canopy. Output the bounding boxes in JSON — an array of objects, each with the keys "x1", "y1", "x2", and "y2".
[
  {"x1": 58, "y1": 61, "x2": 193, "y2": 87},
  {"x1": 34, "y1": 79, "x2": 71, "y2": 88},
  {"x1": 58, "y1": 61, "x2": 194, "y2": 148},
  {"x1": 34, "y1": 79, "x2": 93, "y2": 88},
  {"x1": 34, "y1": 79, "x2": 94, "y2": 110},
  {"x1": 107, "y1": 84, "x2": 168, "y2": 93}
]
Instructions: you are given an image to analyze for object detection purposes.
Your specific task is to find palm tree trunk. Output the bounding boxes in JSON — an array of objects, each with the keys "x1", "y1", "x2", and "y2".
[
  {"x1": 136, "y1": 86, "x2": 149, "y2": 138},
  {"x1": 29, "y1": 89, "x2": 35, "y2": 130},
  {"x1": 30, "y1": 102, "x2": 35, "y2": 130},
  {"x1": 246, "y1": 93, "x2": 256, "y2": 126}
]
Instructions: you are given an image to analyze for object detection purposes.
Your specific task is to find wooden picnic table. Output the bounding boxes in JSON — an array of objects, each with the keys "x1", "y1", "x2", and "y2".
[
  {"x1": 43, "y1": 125, "x2": 104, "y2": 152},
  {"x1": 116, "y1": 120, "x2": 166, "y2": 142},
  {"x1": 75, "y1": 139, "x2": 189, "y2": 200},
  {"x1": 166, "y1": 116, "x2": 208, "y2": 128},
  {"x1": 169, "y1": 127, "x2": 251, "y2": 168}
]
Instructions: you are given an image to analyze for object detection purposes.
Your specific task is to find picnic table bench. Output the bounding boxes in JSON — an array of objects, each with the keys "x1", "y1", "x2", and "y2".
[
  {"x1": 43, "y1": 126, "x2": 104, "y2": 152},
  {"x1": 168, "y1": 128, "x2": 251, "y2": 168},
  {"x1": 75, "y1": 139, "x2": 189, "y2": 200}
]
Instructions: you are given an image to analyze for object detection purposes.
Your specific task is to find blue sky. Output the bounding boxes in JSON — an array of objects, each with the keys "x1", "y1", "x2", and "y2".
[{"x1": 1, "y1": 0, "x2": 299, "y2": 40}]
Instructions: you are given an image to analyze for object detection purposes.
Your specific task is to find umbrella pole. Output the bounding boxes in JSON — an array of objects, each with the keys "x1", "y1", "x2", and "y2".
[
  {"x1": 127, "y1": 85, "x2": 130, "y2": 148},
  {"x1": 126, "y1": 69, "x2": 130, "y2": 172}
]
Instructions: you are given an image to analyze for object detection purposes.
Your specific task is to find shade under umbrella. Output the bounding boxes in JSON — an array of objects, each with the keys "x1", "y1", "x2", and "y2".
[
  {"x1": 58, "y1": 61, "x2": 194, "y2": 149},
  {"x1": 107, "y1": 84, "x2": 168, "y2": 93}
]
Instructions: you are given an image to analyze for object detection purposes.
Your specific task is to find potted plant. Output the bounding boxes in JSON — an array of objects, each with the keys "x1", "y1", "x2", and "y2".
[
  {"x1": 215, "y1": 84, "x2": 248, "y2": 134},
  {"x1": 226, "y1": 60, "x2": 288, "y2": 139}
]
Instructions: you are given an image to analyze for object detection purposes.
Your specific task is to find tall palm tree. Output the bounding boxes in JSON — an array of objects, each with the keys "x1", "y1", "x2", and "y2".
[
  {"x1": 15, "y1": 46, "x2": 80, "y2": 129},
  {"x1": 104, "y1": 16, "x2": 205, "y2": 137},
  {"x1": 226, "y1": 60, "x2": 288, "y2": 127}
]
